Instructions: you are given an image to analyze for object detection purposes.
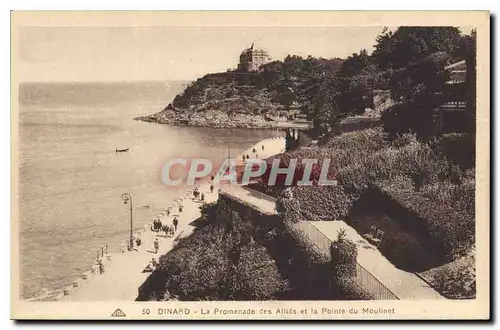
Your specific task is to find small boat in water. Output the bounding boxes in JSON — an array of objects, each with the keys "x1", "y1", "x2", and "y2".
[{"x1": 116, "y1": 148, "x2": 129, "y2": 153}]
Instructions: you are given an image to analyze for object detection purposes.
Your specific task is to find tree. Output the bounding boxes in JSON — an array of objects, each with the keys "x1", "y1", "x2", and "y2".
[
  {"x1": 388, "y1": 51, "x2": 452, "y2": 106},
  {"x1": 157, "y1": 205, "x2": 286, "y2": 301},
  {"x1": 229, "y1": 244, "x2": 288, "y2": 300},
  {"x1": 330, "y1": 229, "x2": 358, "y2": 279},
  {"x1": 463, "y1": 29, "x2": 477, "y2": 134},
  {"x1": 335, "y1": 50, "x2": 384, "y2": 115},
  {"x1": 372, "y1": 27, "x2": 462, "y2": 70},
  {"x1": 276, "y1": 188, "x2": 302, "y2": 223}
]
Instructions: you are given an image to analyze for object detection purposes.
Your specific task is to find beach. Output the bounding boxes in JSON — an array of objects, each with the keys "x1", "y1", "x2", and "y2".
[
  {"x1": 54, "y1": 136, "x2": 286, "y2": 301},
  {"x1": 19, "y1": 81, "x2": 283, "y2": 300}
]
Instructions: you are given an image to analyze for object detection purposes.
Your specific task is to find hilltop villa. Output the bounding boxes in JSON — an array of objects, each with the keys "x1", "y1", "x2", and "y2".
[{"x1": 237, "y1": 43, "x2": 271, "y2": 72}]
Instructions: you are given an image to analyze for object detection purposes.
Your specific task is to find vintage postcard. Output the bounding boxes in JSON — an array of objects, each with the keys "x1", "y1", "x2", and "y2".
[{"x1": 11, "y1": 11, "x2": 490, "y2": 320}]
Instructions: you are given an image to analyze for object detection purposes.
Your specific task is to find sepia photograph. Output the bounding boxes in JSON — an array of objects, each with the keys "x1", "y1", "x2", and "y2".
[{"x1": 10, "y1": 11, "x2": 490, "y2": 320}]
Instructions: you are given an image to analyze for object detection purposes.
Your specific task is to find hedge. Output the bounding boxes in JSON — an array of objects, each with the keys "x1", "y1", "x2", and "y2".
[
  {"x1": 268, "y1": 128, "x2": 475, "y2": 263},
  {"x1": 151, "y1": 203, "x2": 288, "y2": 301}
]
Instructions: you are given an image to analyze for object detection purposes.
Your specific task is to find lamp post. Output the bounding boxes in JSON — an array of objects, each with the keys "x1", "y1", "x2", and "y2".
[{"x1": 121, "y1": 193, "x2": 133, "y2": 251}]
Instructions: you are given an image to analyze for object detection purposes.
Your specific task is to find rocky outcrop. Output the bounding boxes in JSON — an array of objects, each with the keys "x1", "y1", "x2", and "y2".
[{"x1": 135, "y1": 72, "x2": 302, "y2": 129}]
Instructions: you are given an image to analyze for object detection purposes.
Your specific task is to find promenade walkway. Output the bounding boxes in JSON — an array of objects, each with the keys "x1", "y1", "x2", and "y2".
[
  {"x1": 220, "y1": 186, "x2": 277, "y2": 215},
  {"x1": 60, "y1": 132, "x2": 442, "y2": 301},
  {"x1": 65, "y1": 185, "x2": 218, "y2": 301}
]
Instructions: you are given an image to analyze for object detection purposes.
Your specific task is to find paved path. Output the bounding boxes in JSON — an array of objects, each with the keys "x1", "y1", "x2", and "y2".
[
  {"x1": 65, "y1": 185, "x2": 218, "y2": 301},
  {"x1": 237, "y1": 136, "x2": 285, "y2": 162},
  {"x1": 220, "y1": 185, "x2": 277, "y2": 215},
  {"x1": 311, "y1": 220, "x2": 443, "y2": 300}
]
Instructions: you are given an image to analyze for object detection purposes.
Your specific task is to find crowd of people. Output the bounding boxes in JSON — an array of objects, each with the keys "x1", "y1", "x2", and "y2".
[
  {"x1": 141, "y1": 183, "x2": 215, "y2": 273},
  {"x1": 151, "y1": 217, "x2": 178, "y2": 238}
]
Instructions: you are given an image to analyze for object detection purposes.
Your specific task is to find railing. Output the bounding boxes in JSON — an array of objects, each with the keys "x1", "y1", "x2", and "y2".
[
  {"x1": 353, "y1": 263, "x2": 399, "y2": 300},
  {"x1": 241, "y1": 186, "x2": 278, "y2": 205},
  {"x1": 292, "y1": 220, "x2": 331, "y2": 254},
  {"x1": 230, "y1": 186, "x2": 399, "y2": 300},
  {"x1": 293, "y1": 220, "x2": 399, "y2": 300}
]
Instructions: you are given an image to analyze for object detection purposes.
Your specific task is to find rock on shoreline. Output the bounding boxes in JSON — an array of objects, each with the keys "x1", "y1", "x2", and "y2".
[{"x1": 135, "y1": 109, "x2": 300, "y2": 129}]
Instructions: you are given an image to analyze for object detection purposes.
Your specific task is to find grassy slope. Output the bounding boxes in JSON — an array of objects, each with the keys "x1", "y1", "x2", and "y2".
[{"x1": 419, "y1": 251, "x2": 476, "y2": 299}]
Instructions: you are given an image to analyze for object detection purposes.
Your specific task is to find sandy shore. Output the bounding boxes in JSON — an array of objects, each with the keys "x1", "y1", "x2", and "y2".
[{"x1": 50, "y1": 136, "x2": 286, "y2": 301}]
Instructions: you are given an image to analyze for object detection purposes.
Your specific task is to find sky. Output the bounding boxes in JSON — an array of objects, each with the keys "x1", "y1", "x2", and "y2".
[{"x1": 18, "y1": 26, "x2": 387, "y2": 82}]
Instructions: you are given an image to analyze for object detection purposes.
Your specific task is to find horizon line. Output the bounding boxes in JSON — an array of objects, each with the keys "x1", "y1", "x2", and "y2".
[{"x1": 18, "y1": 79, "x2": 194, "y2": 85}]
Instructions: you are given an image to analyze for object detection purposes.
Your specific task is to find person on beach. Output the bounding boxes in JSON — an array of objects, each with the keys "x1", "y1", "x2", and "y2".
[
  {"x1": 136, "y1": 236, "x2": 142, "y2": 247},
  {"x1": 166, "y1": 208, "x2": 170, "y2": 217},
  {"x1": 173, "y1": 216, "x2": 179, "y2": 232},
  {"x1": 210, "y1": 184, "x2": 214, "y2": 193},
  {"x1": 179, "y1": 204, "x2": 183, "y2": 213},
  {"x1": 211, "y1": 175, "x2": 215, "y2": 181},
  {"x1": 253, "y1": 147, "x2": 256, "y2": 153},
  {"x1": 98, "y1": 259, "x2": 105, "y2": 275},
  {"x1": 201, "y1": 192, "x2": 205, "y2": 202},
  {"x1": 154, "y1": 238, "x2": 159, "y2": 253},
  {"x1": 169, "y1": 224, "x2": 175, "y2": 237},
  {"x1": 262, "y1": 145, "x2": 264, "y2": 150},
  {"x1": 246, "y1": 154, "x2": 250, "y2": 159},
  {"x1": 143, "y1": 259, "x2": 155, "y2": 273}
]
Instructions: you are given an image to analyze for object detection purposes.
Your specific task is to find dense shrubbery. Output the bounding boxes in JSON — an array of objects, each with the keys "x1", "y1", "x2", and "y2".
[
  {"x1": 153, "y1": 202, "x2": 287, "y2": 301},
  {"x1": 318, "y1": 125, "x2": 388, "y2": 151},
  {"x1": 378, "y1": 228, "x2": 432, "y2": 271},
  {"x1": 294, "y1": 185, "x2": 356, "y2": 221},
  {"x1": 275, "y1": 188, "x2": 301, "y2": 223},
  {"x1": 271, "y1": 128, "x2": 475, "y2": 266},
  {"x1": 420, "y1": 251, "x2": 476, "y2": 299},
  {"x1": 330, "y1": 230, "x2": 357, "y2": 278},
  {"x1": 431, "y1": 133, "x2": 476, "y2": 170},
  {"x1": 381, "y1": 103, "x2": 432, "y2": 140},
  {"x1": 377, "y1": 176, "x2": 475, "y2": 260},
  {"x1": 328, "y1": 230, "x2": 374, "y2": 300}
]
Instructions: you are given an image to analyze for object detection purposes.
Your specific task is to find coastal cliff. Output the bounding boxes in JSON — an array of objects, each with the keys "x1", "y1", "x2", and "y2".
[{"x1": 135, "y1": 56, "x2": 345, "y2": 129}]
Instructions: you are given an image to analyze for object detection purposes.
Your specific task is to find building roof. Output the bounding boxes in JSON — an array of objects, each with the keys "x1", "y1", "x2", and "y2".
[
  {"x1": 240, "y1": 43, "x2": 269, "y2": 56},
  {"x1": 444, "y1": 60, "x2": 467, "y2": 84},
  {"x1": 444, "y1": 60, "x2": 466, "y2": 70}
]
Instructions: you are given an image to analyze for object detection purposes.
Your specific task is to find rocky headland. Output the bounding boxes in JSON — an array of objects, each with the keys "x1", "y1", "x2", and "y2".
[
  {"x1": 135, "y1": 71, "x2": 307, "y2": 129},
  {"x1": 135, "y1": 55, "x2": 348, "y2": 129}
]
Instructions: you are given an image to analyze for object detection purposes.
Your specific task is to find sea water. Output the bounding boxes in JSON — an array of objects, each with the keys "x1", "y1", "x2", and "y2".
[{"x1": 18, "y1": 81, "x2": 281, "y2": 299}]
